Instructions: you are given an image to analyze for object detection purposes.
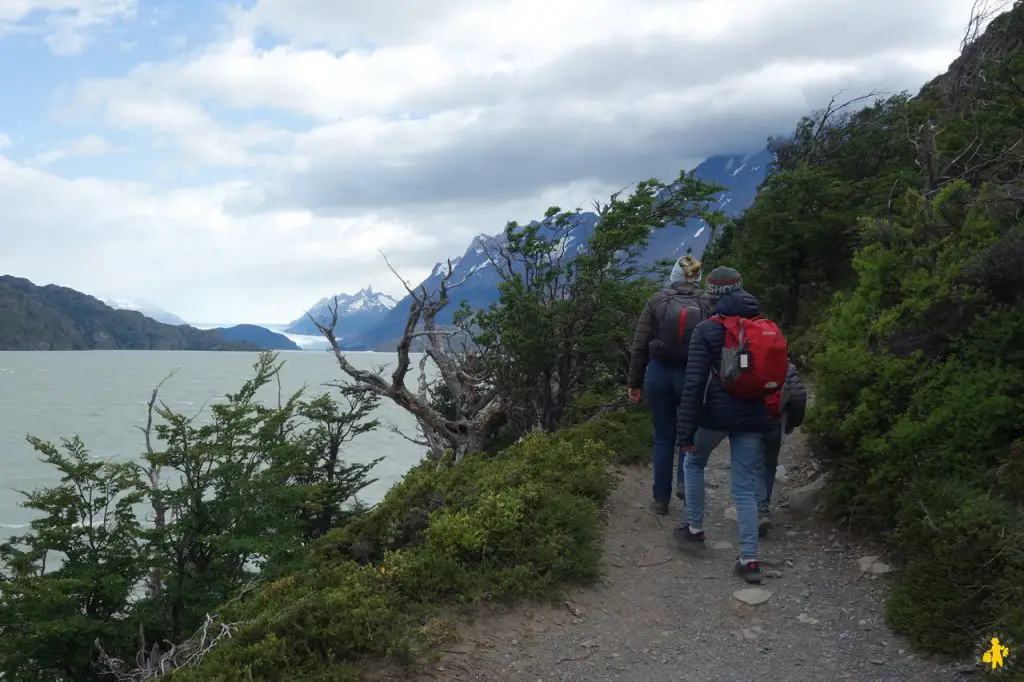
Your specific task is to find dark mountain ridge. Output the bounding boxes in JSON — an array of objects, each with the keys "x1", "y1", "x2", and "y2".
[{"x1": 0, "y1": 276, "x2": 262, "y2": 351}]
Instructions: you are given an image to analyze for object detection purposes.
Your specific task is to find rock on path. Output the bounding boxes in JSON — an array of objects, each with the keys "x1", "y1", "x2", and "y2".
[{"x1": 399, "y1": 430, "x2": 971, "y2": 682}]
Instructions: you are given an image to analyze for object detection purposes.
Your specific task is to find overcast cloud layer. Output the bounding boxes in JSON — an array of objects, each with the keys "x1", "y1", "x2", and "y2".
[{"x1": 0, "y1": 0, "x2": 982, "y2": 323}]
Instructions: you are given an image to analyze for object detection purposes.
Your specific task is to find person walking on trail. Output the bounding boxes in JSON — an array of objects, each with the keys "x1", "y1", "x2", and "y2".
[
  {"x1": 627, "y1": 255, "x2": 712, "y2": 516},
  {"x1": 757, "y1": 357, "x2": 807, "y2": 538},
  {"x1": 674, "y1": 266, "x2": 789, "y2": 584}
]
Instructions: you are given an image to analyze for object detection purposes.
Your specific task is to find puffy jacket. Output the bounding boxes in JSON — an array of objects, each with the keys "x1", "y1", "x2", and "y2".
[
  {"x1": 780, "y1": 362, "x2": 808, "y2": 434},
  {"x1": 627, "y1": 282, "x2": 712, "y2": 389},
  {"x1": 675, "y1": 289, "x2": 776, "y2": 446}
]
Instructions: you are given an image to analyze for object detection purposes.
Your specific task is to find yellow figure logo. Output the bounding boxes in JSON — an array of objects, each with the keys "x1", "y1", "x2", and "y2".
[{"x1": 982, "y1": 636, "x2": 1010, "y2": 670}]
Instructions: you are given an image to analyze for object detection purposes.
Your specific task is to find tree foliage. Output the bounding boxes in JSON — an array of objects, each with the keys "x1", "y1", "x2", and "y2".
[
  {"x1": 470, "y1": 172, "x2": 723, "y2": 433},
  {"x1": 0, "y1": 353, "x2": 379, "y2": 680}
]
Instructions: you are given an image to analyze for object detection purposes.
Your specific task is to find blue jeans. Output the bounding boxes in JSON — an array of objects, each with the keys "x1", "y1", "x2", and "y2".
[
  {"x1": 683, "y1": 427, "x2": 765, "y2": 560},
  {"x1": 643, "y1": 359, "x2": 686, "y2": 502}
]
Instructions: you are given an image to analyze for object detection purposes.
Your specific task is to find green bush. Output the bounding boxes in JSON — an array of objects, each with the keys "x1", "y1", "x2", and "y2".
[
  {"x1": 808, "y1": 183, "x2": 1024, "y2": 654},
  {"x1": 551, "y1": 407, "x2": 652, "y2": 465},
  {"x1": 171, "y1": 420, "x2": 617, "y2": 681}
]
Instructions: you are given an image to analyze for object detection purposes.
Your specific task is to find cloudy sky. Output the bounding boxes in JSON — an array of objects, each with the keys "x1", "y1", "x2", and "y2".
[{"x1": 0, "y1": 0, "x2": 981, "y2": 324}]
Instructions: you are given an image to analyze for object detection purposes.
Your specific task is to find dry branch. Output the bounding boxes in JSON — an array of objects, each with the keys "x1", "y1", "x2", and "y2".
[{"x1": 311, "y1": 254, "x2": 504, "y2": 464}]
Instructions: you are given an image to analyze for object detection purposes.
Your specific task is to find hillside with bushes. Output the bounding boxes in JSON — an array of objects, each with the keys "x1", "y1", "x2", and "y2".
[
  {"x1": 1, "y1": 4, "x2": 1022, "y2": 680},
  {"x1": 702, "y1": 1, "x2": 1024, "y2": 655}
]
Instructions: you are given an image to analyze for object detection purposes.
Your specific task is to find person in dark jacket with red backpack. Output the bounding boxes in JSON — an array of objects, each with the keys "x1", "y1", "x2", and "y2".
[
  {"x1": 627, "y1": 255, "x2": 712, "y2": 516},
  {"x1": 674, "y1": 266, "x2": 788, "y2": 585}
]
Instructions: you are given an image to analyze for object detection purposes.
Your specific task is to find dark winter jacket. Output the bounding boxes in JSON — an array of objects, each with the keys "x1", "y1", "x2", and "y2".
[
  {"x1": 627, "y1": 282, "x2": 711, "y2": 389},
  {"x1": 675, "y1": 289, "x2": 776, "y2": 446},
  {"x1": 780, "y1": 362, "x2": 808, "y2": 434}
]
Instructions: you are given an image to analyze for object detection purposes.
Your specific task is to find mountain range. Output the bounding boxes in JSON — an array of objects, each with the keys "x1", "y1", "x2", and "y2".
[{"x1": 308, "y1": 148, "x2": 772, "y2": 350}]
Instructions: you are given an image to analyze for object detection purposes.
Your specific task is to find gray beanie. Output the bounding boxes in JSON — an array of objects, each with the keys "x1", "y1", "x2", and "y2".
[{"x1": 706, "y1": 266, "x2": 743, "y2": 296}]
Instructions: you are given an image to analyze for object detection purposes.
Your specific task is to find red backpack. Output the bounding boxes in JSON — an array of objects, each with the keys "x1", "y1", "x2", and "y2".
[{"x1": 711, "y1": 315, "x2": 789, "y2": 417}]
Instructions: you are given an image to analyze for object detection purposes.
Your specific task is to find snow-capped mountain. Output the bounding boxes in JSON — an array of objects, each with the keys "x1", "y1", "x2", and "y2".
[
  {"x1": 284, "y1": 286, "x2": 399, "y2": 338},
  {"x1": 100, "y1": 296, "x2": 188, "y2": 326},
  {"x1": 343, "y1": 148, "x2": 773, "y2": 350}
]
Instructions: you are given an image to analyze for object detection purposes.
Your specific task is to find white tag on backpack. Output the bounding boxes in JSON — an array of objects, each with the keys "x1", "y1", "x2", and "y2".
[{"x1": 739, "y1": 352, "x2": 750, "y2": 369}]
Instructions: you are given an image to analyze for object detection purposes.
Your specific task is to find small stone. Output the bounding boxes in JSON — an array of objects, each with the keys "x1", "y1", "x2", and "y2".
[
  {"x1": 580, "y1": 639, "x2": 596, "y2": 648},
  {"x1": 787, "y1": 475, "x2": 827, "y2": 515},
  {"x1": 733, "y1": 587, "x2": 773, "y2": 605},
  {"x1": 870, "y1": 659, "x2": 884, "y2": 665},
  {"x1": 856, "y1": 555, "x2": 893, "y2": 575},
  {"x1": 800, "y1": 589, "x2": 811, "y2": 598},
  {"x1": 724, "y1": 506, "x2": 738, "y2": 521},
  {"x1": 796, "y1": 613, "x2": 819, "y2": 625},
  {"x1": 763, "y1": 568, "x2": 783, "y2": 578},
  {"x1": 732, "y1": 625, "x2": 766, "y2": 641},
  {"x1": 712, "y1": 540, "x2": 733, "y2": 550},
  {"x1": 775, "y1": 464, "x2": 789, "y2": 482}
]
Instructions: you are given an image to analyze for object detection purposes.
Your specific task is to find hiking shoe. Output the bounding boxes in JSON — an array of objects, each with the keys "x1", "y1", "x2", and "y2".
[
  {"x1": 672, "y1": 524, "x2": 706, "y2": 546},
  {"x1": 735, "y1": 560, "x2": 763, "y2": 584},
  {"x1": 675, "y1": 482, "x2": 685, "y2": 501},
  {"x1": 757, "y1": 515, "x2": 772, "y2": 538},
  {"x1": 651, "y1": 499, "x2": 669, "y2": 516}
]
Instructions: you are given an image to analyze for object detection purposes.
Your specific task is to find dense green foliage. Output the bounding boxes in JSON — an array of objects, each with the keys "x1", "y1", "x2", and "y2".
[
  {"x1": 703, "y1": 3, "x2": 1024, "y2": 655},
  {"x1": 0, "y1": 275, "x2": 259, "y2": 350},
  {"x1": 169, "y1": 424, "x2": 620, "y2": 681},
  {"x1": 0, "y1": 354, "x2": 381, "y2": 680}
]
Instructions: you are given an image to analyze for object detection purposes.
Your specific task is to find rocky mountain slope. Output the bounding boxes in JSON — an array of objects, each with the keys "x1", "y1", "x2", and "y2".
[{"x1": 283, "y1": 286, "x2": 398, "y2": 341}]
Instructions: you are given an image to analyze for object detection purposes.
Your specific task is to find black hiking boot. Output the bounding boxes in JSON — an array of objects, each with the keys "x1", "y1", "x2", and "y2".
[
  {"x1": 735, "y1": 560, "x2": 763, "y2": 584},
  {"x1": 672, "y1": 524, "x2": 706, "y2": 547},
  {"x1": 675, "y1": 482, "x2": 685, "y2": 501},
  {"x1": 651, "y1": 499, "x2": 669, "y2": 516}
]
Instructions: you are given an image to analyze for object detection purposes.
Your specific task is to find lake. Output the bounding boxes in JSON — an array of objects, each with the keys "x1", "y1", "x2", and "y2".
[{"x1": 0, "y1": 350, "x2": 426, "y2": 533}]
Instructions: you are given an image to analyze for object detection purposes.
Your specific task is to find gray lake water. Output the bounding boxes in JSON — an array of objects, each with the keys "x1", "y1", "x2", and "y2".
[{"x1": 0, "y1": 350, "x2": 427, "y2": 534}]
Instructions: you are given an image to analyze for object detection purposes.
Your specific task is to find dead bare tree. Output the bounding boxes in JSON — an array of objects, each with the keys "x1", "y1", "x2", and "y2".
[{"x1": 311, "y1": 255, "x2": 506, "y2": 464}]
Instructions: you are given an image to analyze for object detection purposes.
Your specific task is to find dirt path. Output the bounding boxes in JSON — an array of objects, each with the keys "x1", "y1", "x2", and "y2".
[{"x1": 411, "y1": 430, "x2": 975, "y2": 682}]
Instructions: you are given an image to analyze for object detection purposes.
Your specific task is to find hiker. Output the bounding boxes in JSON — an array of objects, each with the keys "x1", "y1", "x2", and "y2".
[
  {"x1": 674, "y1": 266, "x2": 789, "y2": 584},
  {"x1": 757, "y1": 357, "x2": 807, "y2": 537},
  {"x1": 627, "y1": 255, "x2": 712, "y2": 515}
]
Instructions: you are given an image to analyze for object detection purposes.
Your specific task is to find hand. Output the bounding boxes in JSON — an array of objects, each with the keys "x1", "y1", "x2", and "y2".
[{"x1": 627, "y1": 388, "x2": 642, "y2": 404}]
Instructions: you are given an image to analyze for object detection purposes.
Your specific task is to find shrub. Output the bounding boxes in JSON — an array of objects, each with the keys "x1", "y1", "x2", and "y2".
[
  {"x1": 808, "y1": 183, "x2": 1024, "y2": 655},
  {"x1": 171, "y1": 421, "x2": 617, "y2": 681}
]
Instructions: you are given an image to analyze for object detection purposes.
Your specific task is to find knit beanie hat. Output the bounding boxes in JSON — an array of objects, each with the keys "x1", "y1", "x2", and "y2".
[
  {"x1": 706, "y1": 266, "x2": 743, "y2": 296},
  {"x1": 668, "y1": 255, "x2": 702, "y2": 284}
]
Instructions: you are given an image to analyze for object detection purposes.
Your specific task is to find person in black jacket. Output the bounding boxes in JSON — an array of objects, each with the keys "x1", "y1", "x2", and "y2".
[
  {"x1": 626, "y1": 255, "x2": 711, "y2": 515},
  {"x1": 757, "y1": 361, "x2": 808, "y2": 537},
  {"x1": 673, "y1": 266, "x2": 773, "y2": 584}
]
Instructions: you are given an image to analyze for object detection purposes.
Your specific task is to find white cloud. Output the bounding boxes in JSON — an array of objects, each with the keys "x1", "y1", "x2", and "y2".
[
  {"x1": 28, "y1": 134, "x2": 113, "y2": 166},
  {"x1": 2, "y1": 0, "x2": 1002, "y2": 322},
  {"x1": 0, "y1": 0, "x2": 136, "y2": 54}
]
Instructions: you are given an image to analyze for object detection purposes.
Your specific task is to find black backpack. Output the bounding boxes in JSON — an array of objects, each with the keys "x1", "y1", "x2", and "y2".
[{"x1": 647, "y1": 290, "x2": 706, "y2": 365}]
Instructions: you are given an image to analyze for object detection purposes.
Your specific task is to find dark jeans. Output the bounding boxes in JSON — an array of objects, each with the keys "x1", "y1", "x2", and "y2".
[
  {"x1": 643, "y1": 359, "x2": 686, "y2": 502},
  {"x1": 759, "y1": 421, "x2": 783, "y2": 513}
]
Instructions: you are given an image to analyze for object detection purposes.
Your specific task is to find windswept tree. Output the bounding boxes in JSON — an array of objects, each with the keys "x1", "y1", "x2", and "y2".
[
  {"x1": 470, "y1": 172, "x2": 723, "y2": 432},
  {"x1": 312, "y1": 170, "x2": 723, "y2": 453}
]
